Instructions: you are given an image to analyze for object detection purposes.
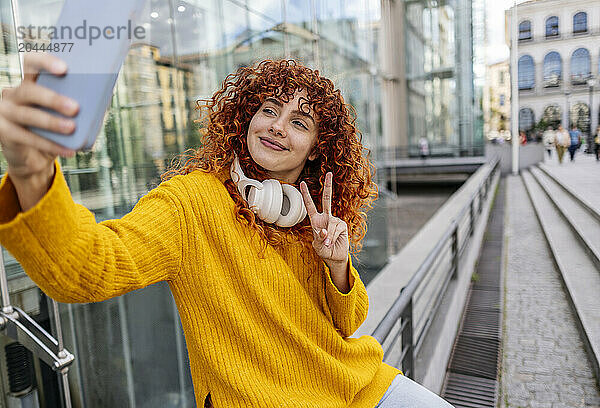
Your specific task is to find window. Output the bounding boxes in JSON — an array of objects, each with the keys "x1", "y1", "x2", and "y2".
[
  {"x1": 543, "y1": 105, "x2": 561, "y2": 129},
  {"x1": 573, "y1": 12, "x2": 587, "y2": 33},
  {"x1": 519, "y1": 21, "x2": 532, "y2": 40},
  {"x1": 543, "y1": 52, "x2": 562, "y2": 87},
  {"x1": 545, "y1": 16, "x2": 559, "y2": 37},
  {"x1": 518, "y1": 55, "x2": 535, "y2": 90},
  {"x1": 500, "y1": 94, "x2": 505, "y2": 106},
  {"x1": 499, "y1": 71, "x2": 504, "y2": 85},
  {"x1": 571, "y1": 48, "x2": 590, "y2": 85},
  {"x1": 519, "y1": 108, "x2": 535, "y2": 135}
]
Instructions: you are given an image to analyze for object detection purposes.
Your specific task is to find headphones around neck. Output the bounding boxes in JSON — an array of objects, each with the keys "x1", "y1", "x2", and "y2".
[{"x1": 230, "y1": 156, "x2": 307, "y2": 227}]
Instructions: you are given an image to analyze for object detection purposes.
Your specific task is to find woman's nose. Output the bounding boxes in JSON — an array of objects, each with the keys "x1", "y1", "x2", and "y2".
[{"x1": 270, "y1": 117, "x2": 286, "y2": 136}]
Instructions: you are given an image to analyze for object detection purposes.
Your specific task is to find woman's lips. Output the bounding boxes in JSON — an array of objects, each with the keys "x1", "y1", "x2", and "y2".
[{"x1": 260, "y1": 138, "x2": 287, "y2": 151}]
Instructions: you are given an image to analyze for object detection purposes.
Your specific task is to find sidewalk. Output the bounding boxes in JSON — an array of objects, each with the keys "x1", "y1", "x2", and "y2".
[
  {"x1": 501, "y1": 169, "x2": 600, "y2": 407},
  {"x1": 540, "y1": 151, "x2": 600, "y2": 212}
]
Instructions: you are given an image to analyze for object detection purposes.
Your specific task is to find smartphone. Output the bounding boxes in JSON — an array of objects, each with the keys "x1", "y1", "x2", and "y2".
[{"x1": 30, "y1": 0, "x2": 146, "y2": 151}]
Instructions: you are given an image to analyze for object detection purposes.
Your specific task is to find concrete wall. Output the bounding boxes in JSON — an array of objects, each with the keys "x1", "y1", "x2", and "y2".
[{"x1": 486, "y1": 142, "x2": 544, "y2": 175}]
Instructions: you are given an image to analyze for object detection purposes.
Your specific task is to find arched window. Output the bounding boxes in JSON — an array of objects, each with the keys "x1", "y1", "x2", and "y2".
[
  {"x1": 543, "y1": 105, "x2": 561, "y2": 129},
  {"x1": 519, "y1": 108, "x2": 535, "y2": 136},
  {"x1": 518, "y1": 55, "x2": 535, "y2": 90},
  {"x1": 573, "y1": 12, "x2": 587, "y2": 33},
  {"x1": 571, "y1": 48, "x2": 590, "y2": 85},
  {"x1": 570, "y1": 102, "x2": 590, "y2": 134},
  {"x1": 519, "y1": 20, "x2": 532, "y2": 40},
  {"x1": 546, "y1": 16, "x2": 559, "y2": 37},
  {"x1": 543, "y1": 52, "x2": 562, "y2": 87}
]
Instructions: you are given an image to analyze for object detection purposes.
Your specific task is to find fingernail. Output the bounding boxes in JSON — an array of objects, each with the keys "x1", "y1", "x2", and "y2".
[
  {"x1": 53, "y1": 60, "x2": 67, "y2": 72},
  {"x1": 321, "y1": 229, "x2": 327, "y2": 237},
  {"x1": 324, "y1": 238, "x2": 331, "y2": 247},
  {"x1": 63, "y1": 99, "x2": 78, "y2": 112},
  {"x1": 60, "y1": 120, "x2": 74, "y2": 132}
]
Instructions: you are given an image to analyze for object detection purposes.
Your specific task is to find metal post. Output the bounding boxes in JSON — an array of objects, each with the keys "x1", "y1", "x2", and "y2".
[
  {"x1": 588, "y1": 77, "x2": 596, "y2": 151},
  {"x1": 0, "y1": 247, "x2": 13, "y2": 314},
  {"x1": 400, "y1": 299, "x2": 413, "y2": 379},
  {"x1": 51, "y1": 300, "x2": 72, "y2": 408},
  {"x1": 469, "y1": 201, "x2": 475, "y2": 237},
  {"x1": 117, "y1": 297, "x2": 136, "y2": 408},
  {"x1": 452, "y1": 227, "x2": 459, "y2": 279}
]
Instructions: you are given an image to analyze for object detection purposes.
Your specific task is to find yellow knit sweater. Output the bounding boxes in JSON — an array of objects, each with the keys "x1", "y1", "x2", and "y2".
[{"x1": 0, "y1": 162, "x2": 399, "y2": 407}]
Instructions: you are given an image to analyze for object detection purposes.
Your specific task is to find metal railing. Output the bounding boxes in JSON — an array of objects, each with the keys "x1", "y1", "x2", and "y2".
[
  {"x1": 373, "y1": 143, "x2": 486, "y2": 162},
  {"x1": 370, "y1": 157, "x2": 500, "y2": 378}
]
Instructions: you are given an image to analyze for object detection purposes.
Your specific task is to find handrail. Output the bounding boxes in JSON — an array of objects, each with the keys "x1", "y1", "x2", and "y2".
[{"x1": 370, "y1": 157, "x2": 500, "y2": 378}]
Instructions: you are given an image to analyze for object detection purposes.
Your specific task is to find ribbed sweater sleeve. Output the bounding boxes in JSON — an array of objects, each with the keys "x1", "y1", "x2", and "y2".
[
  {"x1": 0, "y1": 162, "x2": 184, "y2": 303},
  {"x1": 323, "y1": 256, "x2": 369, "y2": 337}
]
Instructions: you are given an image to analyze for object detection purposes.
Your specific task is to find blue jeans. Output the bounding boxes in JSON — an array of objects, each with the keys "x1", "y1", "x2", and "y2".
[{"x1": 375, "y1": 375, "x2": 454, "y2": 407}]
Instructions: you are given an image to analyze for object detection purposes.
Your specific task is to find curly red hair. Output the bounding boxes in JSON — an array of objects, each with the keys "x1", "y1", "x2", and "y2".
[{"x1": 162, "y1": 59, "x2": 377, "y2": 255}]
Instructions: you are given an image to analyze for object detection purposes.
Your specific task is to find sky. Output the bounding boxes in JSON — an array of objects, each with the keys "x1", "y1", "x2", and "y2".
[{"x1": 485, "y1": 0, "x2": 515, "y2": 64}]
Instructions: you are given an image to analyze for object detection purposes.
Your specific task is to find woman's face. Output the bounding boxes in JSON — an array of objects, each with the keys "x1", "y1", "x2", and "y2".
[{"x1": 246, "y1": 91, "x2": 318, "y2": 184}]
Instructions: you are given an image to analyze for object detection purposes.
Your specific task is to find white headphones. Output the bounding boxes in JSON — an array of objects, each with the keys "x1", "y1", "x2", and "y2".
[{"x1": 230, "y1": 156, "x2": 307, "y2": 227}]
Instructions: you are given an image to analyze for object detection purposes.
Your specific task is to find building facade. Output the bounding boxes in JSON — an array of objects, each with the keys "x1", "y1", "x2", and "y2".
[
  {"x1": 382, "y1": 0, "x2": 485, "y2": 157},
  {"x1": 506, "y1": 0, "x2": 600, "y2": 144},
  {"x1": 483, "y1": 60, "x2": 511, "y2": 138}
]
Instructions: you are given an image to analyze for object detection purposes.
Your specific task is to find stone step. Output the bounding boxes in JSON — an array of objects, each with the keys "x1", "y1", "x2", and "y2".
[
  {"x1": 522, "y1": 170, "x2": 600, "y2": 386},
  {"x1": 538, "y1": 161, "x2": 600, "y2": 223},
  {"x1": 529, "y1": 166, "x2": 600, "y2": 271}
]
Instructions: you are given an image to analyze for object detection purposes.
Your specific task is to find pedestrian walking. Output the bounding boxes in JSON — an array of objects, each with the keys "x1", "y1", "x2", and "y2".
[
  {"x1": 556, "y1": 125, "x2": 570, "y2": 164},
  {"x1": 0, "y1": 54, "x2": 454, "y2": 408},
  {"x1": 568, "y1": 125, "x2": 582, "y2": 162},
  {"x1": 542, "y1": 126, "x2": 555, "y2": 159},
  {"x1": 418, "y1": 136, "x2": 430, "y2": 160}
]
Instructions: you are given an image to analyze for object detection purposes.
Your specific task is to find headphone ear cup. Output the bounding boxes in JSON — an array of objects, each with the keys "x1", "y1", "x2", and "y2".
[
  {"x1": 276, "y1": 185, "x2": 307, "y2": 227},
  {"x1": 258, "y1": 179, "x2": 283, "y2": 224}
]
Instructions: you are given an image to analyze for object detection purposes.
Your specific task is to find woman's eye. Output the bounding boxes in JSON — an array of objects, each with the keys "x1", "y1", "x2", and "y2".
[
  {"x1": 293, "y1": 120, "x2": 308, "y2": 130},
  {"x1": 263, "y1": 108, "x2": 276, "y2": 115}
]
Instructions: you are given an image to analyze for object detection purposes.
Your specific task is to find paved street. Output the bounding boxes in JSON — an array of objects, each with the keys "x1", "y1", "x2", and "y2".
[
  {"x1": 540, "y1": 150, "x2": 600, "y2": 212},
  {"x1": 501, "y1": 170, "x2": 600, "y2": 408}
]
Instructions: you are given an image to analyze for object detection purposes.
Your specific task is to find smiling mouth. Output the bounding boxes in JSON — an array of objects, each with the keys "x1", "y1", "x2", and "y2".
[{"x1": 259, "y1": 137, "x2": 288, "y2": 151}]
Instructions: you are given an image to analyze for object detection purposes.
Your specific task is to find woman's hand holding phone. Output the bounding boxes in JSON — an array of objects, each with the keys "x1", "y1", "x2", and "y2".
[{"x1": 0, "y1": 53, "x2": 79, "y2": 211}]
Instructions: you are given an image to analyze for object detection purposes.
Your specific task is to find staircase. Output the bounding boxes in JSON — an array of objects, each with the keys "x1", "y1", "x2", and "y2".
[{"x1": 521, "y1": 163, "x2": 600, "y2": 386}]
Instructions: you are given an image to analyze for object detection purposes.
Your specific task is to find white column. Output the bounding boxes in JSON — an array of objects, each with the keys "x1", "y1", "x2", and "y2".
[
  {"x1": 380, "y1": 0, "x2": 407, "y2": 150},
  {"x1": 510, "y1": 2, "x2": 519, "y2": 175}
]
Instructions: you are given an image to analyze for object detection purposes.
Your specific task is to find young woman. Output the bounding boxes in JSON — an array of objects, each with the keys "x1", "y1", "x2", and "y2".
[{"x1": 0, "y1": 54, "x2": 453, "y2": 407}]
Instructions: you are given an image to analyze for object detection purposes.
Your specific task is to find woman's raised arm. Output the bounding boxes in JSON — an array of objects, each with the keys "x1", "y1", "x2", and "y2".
[{"x1": 0, "y1": 53, "x2": 79, "y2": 211}]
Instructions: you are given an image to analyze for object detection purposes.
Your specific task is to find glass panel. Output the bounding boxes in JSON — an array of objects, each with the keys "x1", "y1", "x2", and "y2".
[
  {"x1": 519, "y1": 108, "x2": 535, "y2": 133},
  {"x1": 0, "y1": 0, "x2": 24, "y2": 279},
  {"x1": 545, "y1": 16, "x2": 559, "y2": 37},
  {"x1": 543, "y1": 51, "x2": 562, "y2": 87},
  {"x1": 518, "y1": 55, "x2": 535, "y2": 90},
  {"x1": 543, "y1": 105, "x2": 562, "y2": 129},
  {"x1": 406, "y1": 1, "x2": 458, "y2": 153},
  {"x1": 573, "y1": 12, "x2": 587, "y2": 33},
  {"x1": 571, "y1": 48, "x2": 590, "y2": 85},
  {"x1": 518, "y1": 20, "x2": 531, "y2": 40},
  {"x1": 570, "y1": 102, "x2": 590, "y2": 134}
]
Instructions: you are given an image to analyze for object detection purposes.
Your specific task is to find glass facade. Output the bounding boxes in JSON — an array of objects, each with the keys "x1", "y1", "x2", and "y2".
[
  {"x1": 404, "y1": 0, "x2": 484, "y2": 156},
  {"x1": 0, "y1": 0, "x2": 382, "y2": 407},
  {"x1": 405, "y1": 1, "x2": 457, "y2": 154}
]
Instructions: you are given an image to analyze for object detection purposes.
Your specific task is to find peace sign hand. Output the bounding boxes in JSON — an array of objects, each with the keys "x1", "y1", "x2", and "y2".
[{"x1": 299, "y1": 172, "x2": 349, "y2": 268}]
